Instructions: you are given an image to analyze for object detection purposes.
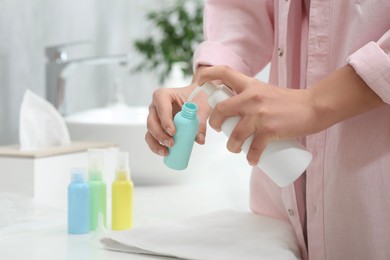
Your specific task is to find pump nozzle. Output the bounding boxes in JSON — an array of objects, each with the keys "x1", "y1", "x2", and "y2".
[
  {"x1": 88, "y1": 149, "x2": 103, "y2": 170},
  {"x1": 88, "y1": 149, "x2": 104, "y2": 180},
  {"x1": 187, "y1": 81, "x2": 234, "y2": 106},
  {"x1": 116, "y1": 152, "x2": 130, "y2": 181},
  {"x1": 201, "y1": 81, "x2": 219, "y2": 96},
  {"x1": 187, "y1": 81, "x2": 219, "y2": 103}
]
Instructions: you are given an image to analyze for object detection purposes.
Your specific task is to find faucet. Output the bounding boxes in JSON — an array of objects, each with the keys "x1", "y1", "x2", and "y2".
[{"x1": 45, "y1": 41, "x2": 129, "y2": 115}]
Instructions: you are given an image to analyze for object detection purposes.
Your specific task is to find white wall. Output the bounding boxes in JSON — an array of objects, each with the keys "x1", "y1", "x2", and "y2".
[{"x1": 0, "y1": 0, "x2": 169, "y2": 145}]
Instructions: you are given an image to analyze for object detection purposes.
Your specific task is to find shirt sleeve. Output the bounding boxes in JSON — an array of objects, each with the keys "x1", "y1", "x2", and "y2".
[
  {"x1": 347, "y1": 29, "x2": 390, "y2": 104},
  {"x1": 193, "y1": 0, "x2": 274, "y2": 77}
]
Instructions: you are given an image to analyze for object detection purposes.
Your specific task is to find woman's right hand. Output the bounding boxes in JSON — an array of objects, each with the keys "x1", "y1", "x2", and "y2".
[{"x1": 145, "y1": 67, "x2": 211, "y2": 157}]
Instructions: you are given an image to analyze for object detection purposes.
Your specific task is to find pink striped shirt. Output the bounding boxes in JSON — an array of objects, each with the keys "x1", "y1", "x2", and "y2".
[{"x1": 194, "y1": 0, "x2": 390, "y2": 259}]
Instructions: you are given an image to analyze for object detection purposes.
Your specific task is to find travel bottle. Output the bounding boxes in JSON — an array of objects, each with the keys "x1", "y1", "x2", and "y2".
[
  {"x1": 164, "y1": 102, "x2": 199, "y2": 170},
  {"x1": 68, "y1": 168, "x2": 89, "y2": 234},
  {"x1": 112, "y1": 152, "x2": 133, "y2": 230},
  {"x1": 87, "y1": 149, "x2": 107, "y2": 231},
  {"x1": 198, "y1": 82, "x2": 313, "y2": 187}
]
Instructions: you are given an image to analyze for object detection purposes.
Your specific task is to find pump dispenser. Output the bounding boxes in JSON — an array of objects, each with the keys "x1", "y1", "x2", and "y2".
[
  {"x1": 68, "y1": 168, "x2": 89, "y2": 234},
  {"x1": 87, "y1": 149, "x2": 107, "y2": 231},
  {"x1": 164, "y1": 102, "x2": 199, "y2": 170},
  {"x1": 197, "y1": 82, "x2": 313, "y2": 187},
  {"x1": 112, "y1": 152, "x2": 133, "y2": 230}
]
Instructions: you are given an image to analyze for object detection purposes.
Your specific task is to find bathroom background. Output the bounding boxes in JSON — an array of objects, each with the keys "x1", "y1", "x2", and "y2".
[
  {"x1": 0, "y1": 0, "x2": 269, "y2": 146},
  {"x1": 0, "y1": 0, "x2": 170, "y2": 145}
]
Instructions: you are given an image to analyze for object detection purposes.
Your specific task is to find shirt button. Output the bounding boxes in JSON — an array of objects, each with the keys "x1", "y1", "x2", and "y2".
[
  {"x1": 288, "y1": 209, "x2": 295, "y2": 216},
  {"x1": 278, "y1": 48, "x2": 284, "y2": 57}
]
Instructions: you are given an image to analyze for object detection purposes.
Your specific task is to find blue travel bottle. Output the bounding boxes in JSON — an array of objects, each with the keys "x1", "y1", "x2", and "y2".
[
  {"x1": 68, "y1": 168, "x2": 90, "y2": 234},
  {"x1": 164, "y1": 102, "x2": 199, "y2": 170}
]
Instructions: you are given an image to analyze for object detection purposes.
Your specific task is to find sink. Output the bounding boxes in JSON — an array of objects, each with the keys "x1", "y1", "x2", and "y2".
[{"x1": 65, "y1": 103, "x2": 228, "y2": 184}]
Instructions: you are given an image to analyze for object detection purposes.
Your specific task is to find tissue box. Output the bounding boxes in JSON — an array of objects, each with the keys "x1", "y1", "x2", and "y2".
[{"x1": 0, "y1": 142, "x2": 117, "y2": 208}]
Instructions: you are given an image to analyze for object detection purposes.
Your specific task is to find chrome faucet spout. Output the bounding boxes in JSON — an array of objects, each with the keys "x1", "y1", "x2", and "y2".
[
  {"x1": 45, "y1": 42, "x2": 129, "y2": 115},
  {"x1": 60, "y1": 55, "x2": 128, "y2": 79}
]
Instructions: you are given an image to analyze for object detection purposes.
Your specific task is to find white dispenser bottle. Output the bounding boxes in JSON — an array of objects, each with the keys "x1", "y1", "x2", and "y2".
[{"x1": 200, "y1": 82, "x2": 312, "y2": 187}]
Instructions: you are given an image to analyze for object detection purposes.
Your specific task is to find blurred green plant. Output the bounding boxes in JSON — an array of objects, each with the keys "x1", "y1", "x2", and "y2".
[{"x1": 133, "y1": 0, "x2": 203, "y2": 83}]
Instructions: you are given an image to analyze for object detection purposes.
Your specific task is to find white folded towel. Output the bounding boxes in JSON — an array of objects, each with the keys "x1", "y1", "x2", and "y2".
[{"x1": 101, "y1": 210, "x2": 301, "y2": 260}]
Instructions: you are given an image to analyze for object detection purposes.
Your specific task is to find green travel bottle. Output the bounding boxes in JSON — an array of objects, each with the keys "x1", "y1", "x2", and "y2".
[
  {"x1": 164, "y1": 102, "x2": 199, "y2": 170},
  {"x1": 87, "y1": 149, "x2": 107, "y2": 231}
]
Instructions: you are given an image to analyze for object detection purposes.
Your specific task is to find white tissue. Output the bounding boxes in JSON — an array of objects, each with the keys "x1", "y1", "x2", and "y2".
[
  {"x1": 19, "y1": 89, "x2": 71, "y2": 150},
  {"x1": 101, "y1": 210, "x2": 301, "y2": 260}
]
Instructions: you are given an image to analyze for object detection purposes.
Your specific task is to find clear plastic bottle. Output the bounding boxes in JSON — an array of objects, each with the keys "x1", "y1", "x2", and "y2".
[
  {"x1": 199, "y1": 82, "x2": 313, "y2": 187},
  {"x1": 87, "y1": 149, "x2": 107, "y2": 231},
  {"x1": 112, "y1": 152, "x2": 133, "y2": 230},
  {"x1": 68, "y1": 168, "x2": 89, "y2": 234},
  {"x1": 164, "y1": 102, "x2": 199, "y2": 170}
]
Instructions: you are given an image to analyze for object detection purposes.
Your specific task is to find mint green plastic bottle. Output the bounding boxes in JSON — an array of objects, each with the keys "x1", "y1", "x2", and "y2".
[
  {"x1": 164, "y1": 102, "x2": 199, "y2": 170},
  {"x1": 87, "y1": 149, "x2": 107, "y2": 231}
]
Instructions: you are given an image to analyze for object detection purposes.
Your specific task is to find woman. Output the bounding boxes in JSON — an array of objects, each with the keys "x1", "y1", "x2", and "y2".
[{"x1": 145, "y1": 1, "x2": 390, "y2": 259}]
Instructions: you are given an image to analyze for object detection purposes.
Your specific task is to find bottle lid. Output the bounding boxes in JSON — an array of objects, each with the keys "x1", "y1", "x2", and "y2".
[
  {"x1": 71, "y1": 168, "x2": 86, "y2": 183},
  {"x1": 88, "y1": 149, "x2": 104, "y2": 180},
  {"x1": 116, "y1": 152, "x2": 131, "y2": 180}
]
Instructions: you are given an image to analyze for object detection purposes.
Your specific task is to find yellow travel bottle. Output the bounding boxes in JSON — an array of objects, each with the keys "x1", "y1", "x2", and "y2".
[{"x1": 111, "y1": 152, "x2": 133, "y2": 230}]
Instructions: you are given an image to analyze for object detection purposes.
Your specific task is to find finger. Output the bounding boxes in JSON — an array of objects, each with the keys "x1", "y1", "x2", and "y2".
[
  {"x1": 246, "y1": 131, "x2": 268, "y2": 166},
  {"x1": 195, "y1": 122, "x2": 207, "y2": 144},
  {"x1": 226, "y1": 116, "x2": 256, "y2": 153},
  {"x1": 208, "y1": 104, "x2": 227, "y2": 132},
  {"x1": 208, "y1": 93, "x2": 250, "y2": 131},
  {"x1": 145, "y1": 131, "x2": 168, "y2": 157},
  {"x1": 152, "y1": 89, "x2": 179, "y2": 136},
  {"x1": 147, "y1": 105, "x2": 174, "y2": 147},
  {"x1": 195, "y1": 105, "x2": 211, "y2": 144},
  {"x1": 196, "y1": 65, "x2": 251, "y2": 94}
]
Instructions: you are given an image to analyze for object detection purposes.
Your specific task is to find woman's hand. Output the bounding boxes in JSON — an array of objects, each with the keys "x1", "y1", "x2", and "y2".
[
  {"x1": 196, "y1": 65, "x2": 384, "y2": 166},
  {"x1": 145, "y1": 67, "x2": 211, "y2": 157},
  {"x1": 196, "y1": 66, "x2": 317, "y2": 166}
]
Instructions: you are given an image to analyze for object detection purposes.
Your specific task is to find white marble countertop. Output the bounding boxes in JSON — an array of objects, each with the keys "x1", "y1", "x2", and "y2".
[{"x1": 0, "y1": 155, "x2": 252, "y2": 260}]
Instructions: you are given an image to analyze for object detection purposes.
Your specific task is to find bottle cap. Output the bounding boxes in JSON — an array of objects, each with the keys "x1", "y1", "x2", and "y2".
[
  {"x1": 71, "y1": 168, "x2": 86, "y2": 183},
  {"x1": 116, "y1": 152, "x2": 131, "y2": 180},
  {"x1": 88, "y1": 149, "x2": 104, "y2": 180}
]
